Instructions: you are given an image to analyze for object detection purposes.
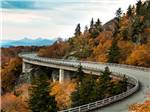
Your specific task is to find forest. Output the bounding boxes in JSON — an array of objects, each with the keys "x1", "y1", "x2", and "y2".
[
  {"x1": 1, "y1": 0, "x2": 150, "y2": 112},
  {"x1": 38, "y1": 0, "x2": 150, "y2": 67}
]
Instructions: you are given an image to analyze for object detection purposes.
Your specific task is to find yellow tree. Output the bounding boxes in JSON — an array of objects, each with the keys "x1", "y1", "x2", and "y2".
[
  {"x1": 92, "y1": 33, "x2": 112, "y2": 62},
  {"x1": 126, "y1": 45, "x2": 150, "y2": 67},
  {"x1": 50, "y1": 80, "x2": 76, "y2": 110}
]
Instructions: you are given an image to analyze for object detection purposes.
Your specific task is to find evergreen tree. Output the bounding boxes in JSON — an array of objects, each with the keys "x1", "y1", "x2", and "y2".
[
  {"x1": 76, "y1": 63, "x2": 84, "y2": 82},
  {"x1": 92, "y1": 28, "x2": 99, "y2": 38},
  {"x1": 136, "y1": 0, "x2": 142, "y2": 15},
  {"x1": 131, "y1": 16, "x2": 145, "y2": 43},
  {"x1": 71, "y1": 75, "x2": 96, "y2": 106},
  {"x1": 71, "y1": 84, "x2": 81, "y2": 107},
  {"x1": 127, "y1": 5, "x2": 133, "y2": 17},
  {"x1": 95, "y1": 18, "x2": 103, "y2": 32},
  {"x1": 96, "y1": 66, "x2": 112, "y2": 99},
  {"x1": 108, "y1": 39, "x2": 120, "y2": 63},
  {"x1": 28, "y1": 74, "x2": 57, "y2": 112},
  {"x1": 89, "y1": 18, "x2": 94, "y2": 34},
  {"x1": 116, "y1": 8, "x2": 122, "y2": 20},
  {"x1": 84, "y1": 25, "x2": 89, "y2": 34},
  {"x1": 89, "y1": 18, "x2": 103, "y2": 38},
  {"x1": 74, "y1": 24, "x2": 81, "y2": 37},
  {"x1": 122, "y1": 28, "x2": 128, "y2": 40},
  {"x1": 90, "y1": 18, "x2": 94, "y2": 29},
  {"x1": 119, "y1": 75, "x2": 128, "y2": 92},
  {"x1": 112, "y1": 75, "x2": 128, "y2": 95},
  {"x1": 101, "y1": 66, "x2": 111, "y2": 82},
  {"x1": 111, "y1": 83, "x2": 122, "y2": 95},
  {"x1": 80, "y1": 75, "x2": 96, "y2": 104}
]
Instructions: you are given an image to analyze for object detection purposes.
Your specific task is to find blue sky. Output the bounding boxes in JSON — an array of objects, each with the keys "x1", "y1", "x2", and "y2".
[{"x1": 1, "y1": 0, "x2": 140, "y2": 40}]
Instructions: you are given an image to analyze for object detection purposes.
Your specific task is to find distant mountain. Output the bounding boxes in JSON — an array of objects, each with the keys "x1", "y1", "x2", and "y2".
[{"x1": 1, "y1": 38, "x2": 55, "y2": 48}]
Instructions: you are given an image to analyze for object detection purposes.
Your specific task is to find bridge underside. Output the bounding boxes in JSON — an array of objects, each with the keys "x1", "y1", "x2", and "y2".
[
  {"x1": 22, "y1": 60, "x2": 79, "y2": 83},
  {"x1": 22, "y1": 58, "x2": 124, "y2": 83}
]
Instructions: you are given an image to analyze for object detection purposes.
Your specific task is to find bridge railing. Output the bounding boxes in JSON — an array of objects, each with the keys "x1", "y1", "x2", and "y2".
[
  {"x1": 58, "y1": 72, "x2": 139, "y2": 112},
  {"x1": 19, "y1": 52, "x2": 150, "y2": 72},
  {"x1": 80, "y1": 60, "x2": 150, "y2": 72}
]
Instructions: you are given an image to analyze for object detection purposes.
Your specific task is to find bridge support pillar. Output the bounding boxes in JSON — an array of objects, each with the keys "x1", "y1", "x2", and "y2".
[
  {"x1": 22, "y1": 61, "x2": 33, "y2": 73},
  {"x1": 59, "y1": 69, "x2": 64, "y2": 83},
  {"x1": 22, "y1": 61, "x2": 26, "y2": 73}
]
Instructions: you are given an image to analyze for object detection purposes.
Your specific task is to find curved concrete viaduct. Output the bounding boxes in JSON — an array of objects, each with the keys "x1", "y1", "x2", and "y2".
[{"x1": 19, "y1": 53, "x2": 150, "y2": 112}]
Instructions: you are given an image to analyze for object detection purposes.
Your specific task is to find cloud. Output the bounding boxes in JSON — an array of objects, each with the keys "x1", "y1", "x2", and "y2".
[
  {"x1": 1, "y1": 0, "x2": 138, "y2": 40},
  {"x1": 1, "y1": 1, "x2": 37, "y2": 9},
  {"x1": 3, "y1": 10, "x2": 50, "y2": 23}
]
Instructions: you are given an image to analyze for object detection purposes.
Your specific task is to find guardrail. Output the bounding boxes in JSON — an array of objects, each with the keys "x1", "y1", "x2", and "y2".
[
  {"x1": 58, "y1": 73, "x2": 139, "y2": 112},
  {"x1": 19, "y1": 52, "x2": 150, "y2": 72},
  {"x1": 81, "y1": 60, "x2": 150, "y2": 72},
  {"x1": 19, "y1": 52, "x2": 140, "y2": 112}
]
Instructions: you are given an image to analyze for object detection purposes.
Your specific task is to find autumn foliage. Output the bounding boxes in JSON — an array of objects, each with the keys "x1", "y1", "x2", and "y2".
[
  {"x1": 1, "y1": 58, "x2": 22, "y2": 92},
  {"x1": 1, "y1": 84, "x2": 31, "y2": 112},
  {"x1": 38, "y1": 39, "x2": 70, "y2": 58},
  {"x1": 91, "y1": 33, "x2": 112, "y2": 62},
  {"x1": 129, "y1": 91, "x2": 150, "y2": 112},
  {"x1": 1, "y1": 46, "x2": 41, "y2": 93},
  {"x1": 126, "y1": 45, "x2": 150, "y2": 67},
  {"x1": 50, "y1": 80, "x2": 76, "y2": 110}
]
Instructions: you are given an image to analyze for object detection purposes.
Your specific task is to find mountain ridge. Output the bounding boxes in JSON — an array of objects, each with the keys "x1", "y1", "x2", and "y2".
[{"x1": 1, "y1": 38, "x2": 55, "y2": 48}]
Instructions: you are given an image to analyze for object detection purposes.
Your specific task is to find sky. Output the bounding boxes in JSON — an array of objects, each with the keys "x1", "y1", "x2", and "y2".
[{"x1": 1, "y1": 0, "x2": 139, "y2": 40}]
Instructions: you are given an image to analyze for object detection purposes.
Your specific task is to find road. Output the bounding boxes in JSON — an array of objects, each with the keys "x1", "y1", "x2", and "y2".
[
  {"x1": 93, "y1": 66, "x2": 150, "y2": 112},
  {"x1": 20, "y1": 53, "x2": 150, "y2": 112}
]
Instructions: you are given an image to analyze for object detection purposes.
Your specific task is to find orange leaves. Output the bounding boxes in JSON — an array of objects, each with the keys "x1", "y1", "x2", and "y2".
[
  {"x1": 129, "y1": 99, "x2": 150, "y2": 112},
  {"x1": 126, "y1": 45, "x2": 150, "y2": 67},
  {"x1": 1, "y1": 84, "x2": 31, "y2": 112},
  {"x1": 38, "y1": 41, "x2": 70, "y2": 58},
  {"x1": 50, "y1": 80, "x2": 76, "y2": 110},
  {"x1": 129, "y1": 91, "x2": 150, "y2": 112},
  {"x1": 1, "y1": 57, "x2": 22, "y2": 92},
  {"x1": 118, "y1": 41, "x2": 134, "y2": 63},
  {"x1": 14, "y1": 84, "x2": 31, "y2": 100},
  {"x1": 92, "y1": 37, "x2": 112, "y2": 62}
]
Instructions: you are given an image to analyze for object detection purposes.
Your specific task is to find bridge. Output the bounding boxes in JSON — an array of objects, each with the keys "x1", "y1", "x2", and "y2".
[{"x1": 19, "y1": 52, "x2": 150, "y2": 112}]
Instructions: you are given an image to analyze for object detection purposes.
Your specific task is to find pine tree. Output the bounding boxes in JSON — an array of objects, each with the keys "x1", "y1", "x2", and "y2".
[
  {"x1": 116, "y1": 8, "x2": 122, "y2": 20},
  {"x1": 80, "y1": 75, "x2": 96, "y2": 103},
  {"x1": 95, "y1": 66, "x2": 112, "y2": 99},
  {"x1": 122, "y1": 28, "x2": 128, "y2": 40},
  {"x1": 76, "y1": 63, "x2": 84, "y2": 82},
  {"x1": 89, "y1": 18, "x2": 94, "y2": 34},
  {"x1": 136, "y1": 0, "x2": 142, "y2": 15},
  {"x1": 71, "y1": 84, "x2": 81, "y2": 107},
  {"x1": 131, "y1": 16, "x2": 145, "y2": 43},
  {"x1": 74, "y1": 24, "x2": 81, "y2": 37},
  {"x1": 127, "y1": 5, "x2": 133, "y2": 17},
  {"x1": 108, "y1": 39, "x2": 120, "y2": 63},
  {"x1": 89, "y1": 18, "x2": 103, "y2": 38},
  {"x1": 84, "y1": 25, "x2": 89, "y2": 34},
  {"x1": 90, "y1": 18, "x2": 94, "y2": 29},
  {"x1": 71, "y1": 75, "x2": 96, "y2": 106},
  {"x1": 28, "y1": 74, "x2": 57, "y2": 112},
  {"x1": 101, "y1": 66, "x2": 111, "y2": 82},
  {"x1": 120, "y1": 75, "x2": 128, "y2": 92},
  {"x1": 95, "y1": 18, "x2": 103, "y2": 32}
]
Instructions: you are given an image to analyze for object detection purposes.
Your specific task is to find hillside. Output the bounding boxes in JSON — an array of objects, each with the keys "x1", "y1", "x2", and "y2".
[
  {"x1": 1, "y1": 46, "x2": 41, "y2": 93},
  {"x1": 38, "y1": 0, "x2": 150, "y2": 67}
]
